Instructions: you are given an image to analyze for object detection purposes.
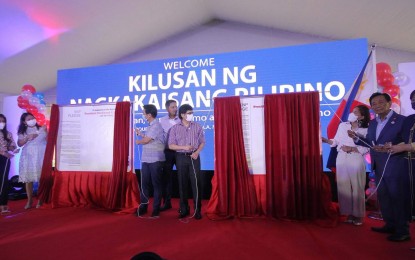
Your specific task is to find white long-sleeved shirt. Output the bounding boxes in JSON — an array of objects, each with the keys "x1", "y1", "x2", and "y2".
[{"x1": 330, "y1": 122, "x2": 369, "y2": 155}]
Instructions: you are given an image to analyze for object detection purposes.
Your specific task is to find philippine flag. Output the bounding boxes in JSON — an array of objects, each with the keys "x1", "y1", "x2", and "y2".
[
  {"x1": 327, "y1": 50, "x2": 376, "y2": 139},
  {"x1": 325, "y1": 50, "x2": 376, "y2": 171}
]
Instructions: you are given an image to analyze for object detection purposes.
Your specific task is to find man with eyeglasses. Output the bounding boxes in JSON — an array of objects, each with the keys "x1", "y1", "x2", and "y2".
[{"x1": 168, "y1": 104, "x2": 205, "y2": 220}]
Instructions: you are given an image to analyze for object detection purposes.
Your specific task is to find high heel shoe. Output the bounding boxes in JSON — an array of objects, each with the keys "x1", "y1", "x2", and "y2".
[{"x1": 36, "y1": 201, "x2": 43, "y2": 209}]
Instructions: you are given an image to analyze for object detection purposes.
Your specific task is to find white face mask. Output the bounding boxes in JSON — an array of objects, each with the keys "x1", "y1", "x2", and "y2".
[
  {"x1": 347, "y1": 113, "x2": 358, "y2": 122},
  {"x1": 186, "y1": 114, "x2": 194, "y2": 122},
  {"x1": 27, "y1": 119, "x2": 37, "y2": 127},
  {"x1": 0, "y1": 122, "x2": 5, "y2": 130}
]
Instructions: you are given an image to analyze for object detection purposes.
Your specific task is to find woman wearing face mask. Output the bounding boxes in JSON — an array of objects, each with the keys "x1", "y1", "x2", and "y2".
[
  {"x1": 17, "y1": 113, "x2": 47, "y2": 209},
  {"x1": 0, "y1": 114, "x2": 18, "y2": 214},
  {"x1": 322, "y1": 105, "x2": 370, "y2": 225}
]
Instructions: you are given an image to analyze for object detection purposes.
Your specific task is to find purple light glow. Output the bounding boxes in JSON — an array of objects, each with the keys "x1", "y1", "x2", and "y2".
[{"x1": 0, "y1": 1, "x2": 69, "y2": 62}]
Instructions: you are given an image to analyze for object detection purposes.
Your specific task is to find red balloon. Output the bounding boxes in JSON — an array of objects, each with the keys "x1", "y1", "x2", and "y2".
[
  {"x1": 376, "y1": 62, "x2": 392, "y2": 75},
  {"x1": 21, "y1": 84, "x2": 36, "y2": 94},
  {"x1": 26, "y1": 105, "x2": 38, "y2": 115},
  {"x1": 35, "y1": 113, "x2": 45, "y2": 121},
  {"x1": 31, "y1": 110, "x2": 39, "y2": 117},
  {"x1": 377, "y1": 73, "x2": 395, "y2": 87},
  {"x1": 17, "y1": 96, "x2": 29, "y2": 109},
  {"x1": 37, "y1": 118, "x2": 46, "y2": 126},
  {"x1": 383, "y1": 85, "x2": 400, "y2": 98},
  {"x1": 17, "y1": 95, "x2": 25, "y2": 103},
  {"x1": 391, "y1": 97, "x2": 401, "y2": 106},
  {"x1": 18, "y1": 100, "x2": 29, "y2": 109}
]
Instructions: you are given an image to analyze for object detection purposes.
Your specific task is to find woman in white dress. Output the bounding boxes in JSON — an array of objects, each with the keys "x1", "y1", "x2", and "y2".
[
  {"x1": 322, "y1": 105, "x2": 370, "y2": 225},
  {"x1": 17, "y1": 113, "x2": 47, "y2": 209}
]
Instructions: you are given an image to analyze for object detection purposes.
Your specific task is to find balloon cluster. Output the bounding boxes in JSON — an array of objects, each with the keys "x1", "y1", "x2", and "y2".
[
  {"x1": 376, "y1": 62, "x2": 409, "y2": 113},
  {"x1": 17, "y1": 84, "x2": 48, "y2": 126},
  {"x1": 365, "y1": 179, "x2": 377, "y2": 201},
  {"x1": 365, "y1": 172, "x2": 377, "y2": 202}
]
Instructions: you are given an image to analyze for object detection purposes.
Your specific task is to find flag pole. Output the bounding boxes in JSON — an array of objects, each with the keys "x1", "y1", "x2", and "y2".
[
  {"x1": 367, "y1": 44, "x2": 384, "y2": 221},
  {"x1": 371, "y1": 44, "x2": 377, "y2": 92}
]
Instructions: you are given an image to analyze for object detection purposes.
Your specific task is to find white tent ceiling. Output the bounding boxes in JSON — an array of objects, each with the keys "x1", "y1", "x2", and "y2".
[{"x1": 0, "y1": 0, "x2": 414, "y2": 94}]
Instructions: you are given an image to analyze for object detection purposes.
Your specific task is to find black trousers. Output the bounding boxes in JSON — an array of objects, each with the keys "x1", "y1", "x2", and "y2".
[
  {"x1": 0, "y1": 155, "x2": 11, "y2": 205},
  {"x1": 176, "y1": 153, "x2": 202, "y2": 213},
  {"x1": 375, "y1": 158, "x2": 411, "y2": 236},
  {"x1": 162, "y1": 149, "x2": 176, "y2": 204},
  {"x1": 140, "y1": 161, "x2": 163, "y2": 211}
]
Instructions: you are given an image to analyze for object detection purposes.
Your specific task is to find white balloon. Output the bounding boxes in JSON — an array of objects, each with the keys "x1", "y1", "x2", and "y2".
[
  {"x1": 393, "y1": 71, "x2": 409, "y2": 86},
  {"x1": 29, "y1": 96, "x2": 40, "y2": 105},
  {"x1": 21, "y1": 90, "x2": 32, "y2": 100},
  {"x1": 391, "y1": 103, "x2": 401, "y2": 114},
  {"x1": 377, "y1": 85, "x2": 384, "y2": 92},
  {"x1": 38, "y1": 104, "x2": 46, "y2": 113}
]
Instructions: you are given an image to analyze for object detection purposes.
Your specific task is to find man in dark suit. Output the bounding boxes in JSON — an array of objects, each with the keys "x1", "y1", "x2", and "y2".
[
  {"x1": 389, "y1": 90, "x2": 415, "y2": 249},
  {"x1": 349, "y1": 92, "x2": 410, "y2": 242}
]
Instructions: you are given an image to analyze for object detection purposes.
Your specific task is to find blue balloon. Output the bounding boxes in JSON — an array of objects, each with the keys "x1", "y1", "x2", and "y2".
[
  {"x1": 34, "y1": 92, "x2": 44, "y2": 100},
  {"x1": 39, "y1": 100, "x2": 46, "y2": 105}
]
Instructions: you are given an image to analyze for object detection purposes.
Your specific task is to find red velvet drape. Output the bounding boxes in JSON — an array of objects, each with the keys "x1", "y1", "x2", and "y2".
[
  {"x1": 52, "y1": 171, "x2": 111, "y2": 208},
  {"x1": 51, "y1": 170, "x2": 140, "y2": 211},
  {"x1": 43, "y1": 102, "x2": 139, "y2": 212},
  {"x1": 206, "y1": 96, "x2": 258, "y2": 219},
  {"x1": 38, "y1": 104, "x2": 59, "y2": 203},
  {"x1": 107, "y1": 102, "x2": 139, "y2": 210},
  {"x1": 264, "y1": 92, "x2": 335, "y2": 222}
]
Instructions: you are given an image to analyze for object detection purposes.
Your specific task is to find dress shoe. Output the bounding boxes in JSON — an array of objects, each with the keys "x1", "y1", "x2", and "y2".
[
  {"x1": 387, "y1": 234, "x2": 411, "y2": 242},
  {"x1": 178, "y1": 207, "x2": 190, "y2": 218},
  {"x1": 159, "y1": 203, "x2": 172, "y2": 212},
  {"x1": 371, "y1": 226, "x2": 395, "y2": 234},
  {"x1": 151, "y1": 210, "x2": 160, "y2": 217},
  {"x1": 194, "y1": 211, "x2": 202, "y2": 220},
  {"x1": 137, "y1": 207, "x2": 147, "y2": 216},
  {"x1": 352, "y1": 217, "x2": 363, "y2": 226},
  {"x1": 344, "y1": 215, "x2": 355, "y2": 224}
]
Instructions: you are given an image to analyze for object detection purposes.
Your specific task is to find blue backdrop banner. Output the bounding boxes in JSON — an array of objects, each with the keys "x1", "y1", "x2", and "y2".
[{"x1": 57, "y1": 38, "x2": 368, "y2": 170}]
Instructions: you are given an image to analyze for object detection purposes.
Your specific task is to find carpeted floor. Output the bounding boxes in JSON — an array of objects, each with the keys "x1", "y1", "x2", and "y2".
[{"x1": 1, "y1": 199, "x2": 414, "y2": 260}]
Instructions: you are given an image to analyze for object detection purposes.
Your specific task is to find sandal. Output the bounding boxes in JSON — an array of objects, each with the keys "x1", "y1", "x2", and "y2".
[
  {"x1": 1, "y1": 206, "x2": 11, "y2": 215},
  {"x1": 24, "y1": 201, "x2": 33, "y2": 210},
  {"x1": 36, "y1": 200, "x2": 43, "y2": 209}
]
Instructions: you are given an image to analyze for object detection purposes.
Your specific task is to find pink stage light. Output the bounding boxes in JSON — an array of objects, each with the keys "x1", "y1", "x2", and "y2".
[{"x1": 0, "y1": 1, "x2": 70, "y2": 61}]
